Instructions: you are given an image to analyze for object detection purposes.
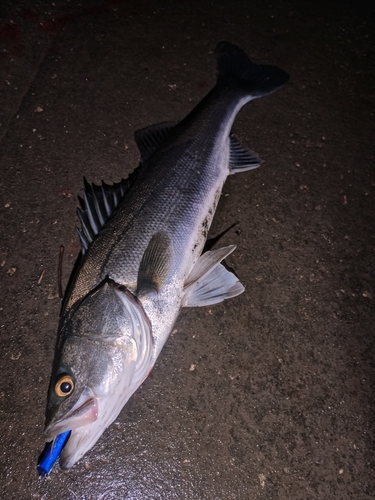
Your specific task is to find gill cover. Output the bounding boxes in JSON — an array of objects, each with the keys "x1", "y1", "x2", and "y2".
[{"x1": 44, "y1": 277, "x2": 153, "y2": 468}]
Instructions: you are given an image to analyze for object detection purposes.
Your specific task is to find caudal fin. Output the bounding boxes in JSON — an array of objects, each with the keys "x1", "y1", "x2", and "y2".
[{"x1": 216, "y1": 41, "x2": 289, "y2": 98}]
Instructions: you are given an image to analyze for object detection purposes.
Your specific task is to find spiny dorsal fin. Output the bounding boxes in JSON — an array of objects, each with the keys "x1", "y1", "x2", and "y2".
[
  {"x1": 134, "y1": 121, "x2": 178, "y2": 164},
  {"x1": 137, "y1": 232, "x2": 172, "y2": 295},
  {"x1": 229, "y1": 134, "x2": 262, "y2": 174},
  {"x1": 76, "y1": 174, "x2": 137, "y2": 254}
]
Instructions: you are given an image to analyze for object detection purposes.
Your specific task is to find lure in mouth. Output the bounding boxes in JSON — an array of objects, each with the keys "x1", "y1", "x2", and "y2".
[
  {"x1": 37, "y1": 430, "x2": 71, "y2": 476},
  {"x1": 38, "y1": 388, "x2": 100, "y2": 472}
]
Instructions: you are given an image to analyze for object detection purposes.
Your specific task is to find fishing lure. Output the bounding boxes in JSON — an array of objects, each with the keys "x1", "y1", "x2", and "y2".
[{"x1": 37, "y1": 431, "x2": 71, "y2": 476}]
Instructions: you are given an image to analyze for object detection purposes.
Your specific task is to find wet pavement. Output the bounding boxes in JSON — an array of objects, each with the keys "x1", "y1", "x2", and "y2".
[{"x1": 0, "y1": 0, "x2": 374, "y2": 498}]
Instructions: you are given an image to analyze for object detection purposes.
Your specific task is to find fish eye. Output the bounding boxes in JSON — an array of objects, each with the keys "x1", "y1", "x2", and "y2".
[{"x1": 55, "y1": 374, "x2": 74, "y2": 397}]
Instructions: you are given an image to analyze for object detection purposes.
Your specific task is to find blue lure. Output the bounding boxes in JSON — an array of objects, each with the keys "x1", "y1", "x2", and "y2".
[{"x1": 37, "y1": 431, "x2": 71, "y2": 476}]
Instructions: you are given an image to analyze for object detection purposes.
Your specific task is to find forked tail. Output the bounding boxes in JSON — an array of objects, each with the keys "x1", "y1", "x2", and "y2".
[{"x1": 216, "y1": 41, "x2": 289, "y2": 98}]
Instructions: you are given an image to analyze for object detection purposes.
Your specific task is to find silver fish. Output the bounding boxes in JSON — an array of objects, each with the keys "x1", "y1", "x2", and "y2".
[{"x1": 42, "y1": 41, "x2": 289, "y2": 469}]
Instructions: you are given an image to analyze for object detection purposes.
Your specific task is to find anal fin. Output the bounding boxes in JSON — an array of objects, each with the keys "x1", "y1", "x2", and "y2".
[{"x1": 229, "y1": 134, "x2": 262, "y2": 174}]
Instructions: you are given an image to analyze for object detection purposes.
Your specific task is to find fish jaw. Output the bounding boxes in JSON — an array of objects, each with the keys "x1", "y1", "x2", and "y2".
[
  {"x1": 58, "y1": 407, "x2": 106, "y2": 469},
  {"x1": 43, "y1": 352, "x2": 153, "y2": 470},
  {"x1": 44, "y1": 388, "x2": 99, "y2": 440},
  {"x1": 43, "y1": 370, "x2": 143, "y2": 469},
  {"x1": 57, "y1": 377, "x2": 147, "y2": 469}
]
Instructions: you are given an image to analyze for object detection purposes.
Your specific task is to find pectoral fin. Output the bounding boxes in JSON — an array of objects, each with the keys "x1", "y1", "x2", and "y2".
[
  {"x1": 137, "y1": 232, "x2": 172, "y2": 295},
  {"x1": 183, "y1": 245, "x2": 244, "y2": 307}
]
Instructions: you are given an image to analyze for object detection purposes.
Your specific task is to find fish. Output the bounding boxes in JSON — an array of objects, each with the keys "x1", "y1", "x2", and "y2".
[{"x1": 41, "y1": 41, "x2": 289, "y2": 471}]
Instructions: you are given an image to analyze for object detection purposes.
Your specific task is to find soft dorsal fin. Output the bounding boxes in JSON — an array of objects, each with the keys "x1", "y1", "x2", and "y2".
[
  {"x1": 137, "y1": 232, "x2": 172, "y2": 295},
  {"x1": 229, "y1": 134, "x2": 262, "y2": 174},
  {"x1": 76, "y1": 121, "x2": 178, "y2": 255},
  {"x1": 182, "y1": 245, "x2": 244, "y2": 307},
  {"x1": 134, "y1": 121, "x2": 178, "y2": 163},
  {"x1": 77, "y1": 174, "x2": 138, "y2": 254}
]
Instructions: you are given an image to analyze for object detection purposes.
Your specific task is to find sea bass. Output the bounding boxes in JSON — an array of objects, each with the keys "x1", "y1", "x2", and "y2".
[{"x1": 42, "y1": 41, "x2": 289, "y2": 470}]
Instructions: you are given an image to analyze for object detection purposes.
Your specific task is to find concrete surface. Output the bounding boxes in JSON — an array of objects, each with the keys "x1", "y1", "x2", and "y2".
[{"x1": 0, "y1": 0, "x2": 374, "y2": 498}]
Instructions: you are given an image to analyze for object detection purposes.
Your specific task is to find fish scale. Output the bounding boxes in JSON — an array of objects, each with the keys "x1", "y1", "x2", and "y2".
[
  {"x1": 70, "y1": 90, "x2": 246, "y2": 307},
  {"x1": 39, "y1": 41, "x2": 289, "y2": 473},
  {"x1": 69, "y1": 137, "x2": 223, "y2": 306}
]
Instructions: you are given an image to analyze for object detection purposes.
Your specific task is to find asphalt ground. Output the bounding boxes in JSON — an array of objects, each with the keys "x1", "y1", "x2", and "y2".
[{"x1": 0, "y1": 0, "x2": 374, "y2": 498}]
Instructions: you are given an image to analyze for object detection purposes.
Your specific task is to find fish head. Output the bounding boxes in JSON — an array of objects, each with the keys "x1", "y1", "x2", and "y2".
[{"x1": 43, "y1": 278, "x2": 153, "y2": 469}]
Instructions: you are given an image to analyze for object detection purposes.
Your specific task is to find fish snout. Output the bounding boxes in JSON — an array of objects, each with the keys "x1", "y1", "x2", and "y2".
[{"x1": 44, "y1": 389, "x2": 99, "y2": 440}]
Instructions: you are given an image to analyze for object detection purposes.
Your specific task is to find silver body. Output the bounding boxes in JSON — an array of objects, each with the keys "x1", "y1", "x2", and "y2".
[
  {"x1": 42, "y1": 42, "x2": 289, "y2": 470},
  {"x1": 70, "y1": 93, "x2": 245, "y2": 360}
]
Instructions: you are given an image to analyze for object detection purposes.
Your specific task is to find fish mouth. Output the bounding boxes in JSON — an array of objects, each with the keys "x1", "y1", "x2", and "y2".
[{"x1": 44, "y1": 388, "x2": 99, "y2": 441}]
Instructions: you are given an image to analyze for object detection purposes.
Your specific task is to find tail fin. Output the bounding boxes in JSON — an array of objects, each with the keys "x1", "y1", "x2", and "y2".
[{"x1": 216, "y1": 41, "x2": 289, "y2": 98}]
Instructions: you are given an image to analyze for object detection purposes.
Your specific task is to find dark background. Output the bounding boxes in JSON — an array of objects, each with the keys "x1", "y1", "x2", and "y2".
[{"x1": 0, "y1": 0, "x2": 374, "y2": 498}]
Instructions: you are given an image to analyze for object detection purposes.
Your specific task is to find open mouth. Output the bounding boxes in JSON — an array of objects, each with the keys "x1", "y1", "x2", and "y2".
[
  {"x1": 44, "y1": 389, "x2": 99, "y2": 440},
  {"x1": 38, "y1": 390, "x2": 100, "y2": 476}
]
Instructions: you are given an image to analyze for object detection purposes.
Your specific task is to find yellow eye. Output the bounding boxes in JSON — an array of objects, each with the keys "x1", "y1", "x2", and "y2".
[{"x1": 55, "y1": 375, "x2": 74, "y2": 397}]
